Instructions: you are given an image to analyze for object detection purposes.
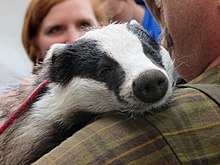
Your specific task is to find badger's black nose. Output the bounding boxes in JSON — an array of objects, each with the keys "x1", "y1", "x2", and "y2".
[{"x1": 132, "y1": 70, "x2": 168, "y2": 103}]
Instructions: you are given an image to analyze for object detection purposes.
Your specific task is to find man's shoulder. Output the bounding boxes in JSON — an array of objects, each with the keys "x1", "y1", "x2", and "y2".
[
  {"x1": 147, "y1": 84, "x2": 220, "y2": 124},
  {"x1": 169, "y1": 84, "x2": 220, "y2": 109},
  {"x1": 144, "y1": 84, "x2": 220, "y2": 164}
]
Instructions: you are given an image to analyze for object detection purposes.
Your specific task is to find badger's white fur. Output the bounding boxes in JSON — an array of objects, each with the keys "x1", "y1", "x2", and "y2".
[{"x1": 0, "y1": 22, "x2": 174, "y2": 164}]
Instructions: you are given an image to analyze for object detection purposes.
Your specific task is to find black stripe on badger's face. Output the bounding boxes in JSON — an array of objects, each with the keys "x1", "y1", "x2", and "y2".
[
  {"x1": 127, "y1": 23, "x2": 164, "y2": 68},
  {"x1": 49, "y1": 39, "x2": 125, "y2": 92}
]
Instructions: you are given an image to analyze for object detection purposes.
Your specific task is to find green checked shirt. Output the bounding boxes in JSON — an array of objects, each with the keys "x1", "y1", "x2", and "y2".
[{"x1": 34, "y1": 65, "x2": 220, "y2": 165}]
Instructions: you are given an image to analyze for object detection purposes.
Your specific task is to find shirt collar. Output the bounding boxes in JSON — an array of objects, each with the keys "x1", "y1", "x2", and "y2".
[{"x1": 189, "y1": 65, "x2": 220, "y2": 84}]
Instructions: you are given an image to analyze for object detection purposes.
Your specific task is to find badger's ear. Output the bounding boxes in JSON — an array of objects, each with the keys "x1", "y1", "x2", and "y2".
[
  {"x1": 129, "y1": 20, "x2": 139, "y2": 25},
  {"x1": 44, "y1": 44, "x2": 66, "y2": 64},
  {"x1": 45, "y1": 43, "x2": 77, "y2": 86}
]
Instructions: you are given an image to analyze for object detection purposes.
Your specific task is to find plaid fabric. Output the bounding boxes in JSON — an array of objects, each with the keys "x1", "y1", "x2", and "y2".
[{"x1": 34, "y1": 65, "x2": 220, "y2": 165}]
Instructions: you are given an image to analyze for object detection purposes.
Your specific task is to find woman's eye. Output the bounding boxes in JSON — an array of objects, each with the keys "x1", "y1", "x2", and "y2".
[{"x1": 48, "y1": 26, "x2": 63, "y2": 34}]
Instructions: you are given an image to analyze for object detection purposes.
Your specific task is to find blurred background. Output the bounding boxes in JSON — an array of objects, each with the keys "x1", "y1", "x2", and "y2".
[{"x1": 0, "y1": 0, "x2": 32, "y2": 87}]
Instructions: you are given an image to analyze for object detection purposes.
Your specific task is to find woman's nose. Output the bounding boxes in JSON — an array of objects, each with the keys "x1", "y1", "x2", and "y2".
[{"x1": 64, "y1": 28, "x2": 84, "y2": 44}]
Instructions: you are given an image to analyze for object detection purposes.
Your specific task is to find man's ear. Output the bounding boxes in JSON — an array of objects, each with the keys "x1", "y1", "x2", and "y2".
[{"x1": 144, "y1": 0, "x2": 163, "y2": 25}]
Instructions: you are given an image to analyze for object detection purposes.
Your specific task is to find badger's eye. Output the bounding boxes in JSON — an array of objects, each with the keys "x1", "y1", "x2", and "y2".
[{"x1": 100, "y1": 68, "x2": 112, "y2": 77}]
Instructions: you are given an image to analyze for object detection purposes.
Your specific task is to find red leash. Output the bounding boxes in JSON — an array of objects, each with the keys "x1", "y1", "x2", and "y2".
[{"x1": 0, "y1": 79, "x2": 49, "y2": 135}]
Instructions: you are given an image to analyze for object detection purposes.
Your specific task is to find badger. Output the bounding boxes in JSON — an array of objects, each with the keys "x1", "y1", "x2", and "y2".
[{"x1": 0, "y1": 21, "x2": 174, "y2": 165}]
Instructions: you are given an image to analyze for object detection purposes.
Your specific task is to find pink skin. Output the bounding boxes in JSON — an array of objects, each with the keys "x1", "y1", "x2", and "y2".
[
  {"x1": 104, "y1": 0, "x2": 144, "y2": 23},
  {"x1": 105, "y1": 0, "x2": 134, "y2": 22},
  {"x1": 145, "y1": 0, "x2": 220, "y2": 82},
  {"x1": 35, "y1": 0, "x2": 98, "y2": 60}
]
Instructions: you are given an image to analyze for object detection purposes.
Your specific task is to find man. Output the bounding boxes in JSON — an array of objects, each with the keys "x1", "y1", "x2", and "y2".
[
  {"x1": 146, "y1": 0, "x2": 220, "y2": 82},
  {"x1": 34, "y1": 0, "x2": 220, "y2": 164}
]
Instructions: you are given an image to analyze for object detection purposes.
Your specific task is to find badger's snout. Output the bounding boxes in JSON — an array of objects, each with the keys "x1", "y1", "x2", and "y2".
[{"x1": 132, "y1": 70, "x2": 169, "y2": 103}]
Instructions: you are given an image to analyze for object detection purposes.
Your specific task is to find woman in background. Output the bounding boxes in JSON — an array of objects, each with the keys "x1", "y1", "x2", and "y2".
[{"x1": 22, "y1": 0, "x2": 106, "y2": 73}]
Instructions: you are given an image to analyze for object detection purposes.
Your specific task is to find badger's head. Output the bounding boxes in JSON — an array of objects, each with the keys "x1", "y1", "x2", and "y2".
[{"x1": 38, "y1": 21, "x2": 174, "y2": 115}]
